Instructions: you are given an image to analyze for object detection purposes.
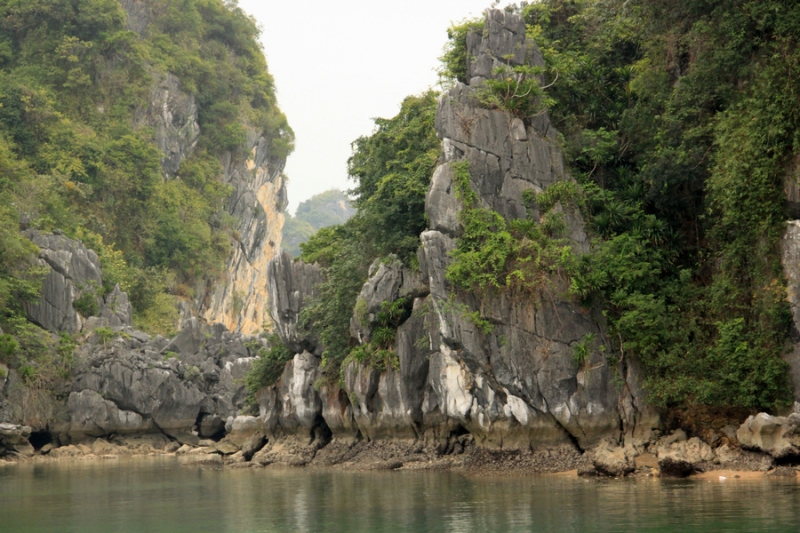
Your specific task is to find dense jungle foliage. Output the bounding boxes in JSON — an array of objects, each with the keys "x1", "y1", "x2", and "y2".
[
  {"x1": 287, "y1": 0, "x2": 800, "y2": 414},
  {"x1": 0, "y1": 0, "x2": 291, "y2": 338},
  {"x1": 521, "y1": 0, "x2": 800, "y2": 412}
]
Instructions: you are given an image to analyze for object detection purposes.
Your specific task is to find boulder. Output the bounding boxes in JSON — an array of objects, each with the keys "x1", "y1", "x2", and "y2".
[
  {"x1": 0, "y1": 423, "x2": 32, "y2": 455},
  {"x1": 241, "y1": 432, "x2": 267, "y2": 460},
  {"x1": 656, "y1": 436, "x2": 715, "y2": 477},
  {"x1": 213, "y1": 440, "x2": 240, "y2": 455},
  {"x1": 715, "y1": 443, "x2": 773, "y2": 471},
  {"x1": 591, "y1": 441, "x2": 635, "y2": 477},
  {"x1": 198, "y1": 414, "x2": 225, "y2": 439},
  {"x1": 97, "y1": 285, "x2": 133, "y2": 328},
  {"x1": 226, "y1": 415, "x2": 262, "y2": 445},
  {"x1": 179, "y1": 453, "x2": 223, "y2": 466},
  {"x1": 162, "y1": 317, "x2": 206, "y2": 355},
  {"x1": 736, "y1": 412, "x2": 800, "y2": 458}
]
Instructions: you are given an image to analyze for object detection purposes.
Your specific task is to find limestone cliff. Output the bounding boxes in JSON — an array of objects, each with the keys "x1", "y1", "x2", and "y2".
[
  {"x1": 261, "y1": 10, "x2": 658, "y2": 453},
  {"x1": 200, "y1": 132, "x2": 287, "y2": 334},
  {"x1": 122, "y1": 0, "x2": 288, "y2": 335}
]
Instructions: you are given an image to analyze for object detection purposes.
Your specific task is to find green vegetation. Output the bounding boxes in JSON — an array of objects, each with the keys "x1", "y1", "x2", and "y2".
[
  {"x1": 538, "y1": 0, "x2": 800, "y2": 411},
  {"x1": 435, "y1": 0, "x2": 800, "y2": 412},
  {"x1": 1, "y1": 317, "x2": 74, "y2": 425},
  {"x1": 296, "y1": 189, "x2": 356, "y2": 229},
  {"x1": 439, "y1": 18, "x2": 486, "y2": 84},
  {"x1": 281, "y1": 189, "x2": 355, "y2": 257},
  {"x1": 0, "y1": 0, "x2": 291, "y2": 337},
  {"x1": 447, "y1": 161, "x2": 579, "y2": 295},
  {"x1": 476, "y1": 64, "x2": 553, "y2": 118},
  {"x1": 93, "y1": 326, "x2": 117, "y2": 345},
  {"x1": 183, "y1": 365, "x2": 201, "y2": 382},
  {"x1": 73, "y1": 283, "x2": 99, "y2": 317},
  {"x1": 297, "y1": 92, "x2": 440, "y2": 382},
  {"x1": 0, "y1": 203, "x2": 48, "y2": 320},
  {"x1": 243, "y1": 333, "x2": 294, "y2": 407},
  {"x1": 573, "y1": 333, "x2": 596, "y2": 367},
  {"x1": 345, "y1": 298, "x2": 411, "y2": 372},
  {"x1": 0, "y1": 333, "x2": 19, "y2": 364}
]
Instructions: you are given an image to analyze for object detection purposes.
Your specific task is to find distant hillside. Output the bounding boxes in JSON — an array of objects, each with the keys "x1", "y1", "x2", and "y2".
[{"x1": 282, "y1": 189, "x2": 355, "y2": 256}]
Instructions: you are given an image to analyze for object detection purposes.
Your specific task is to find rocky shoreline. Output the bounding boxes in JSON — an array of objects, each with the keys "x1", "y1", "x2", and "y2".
[{"x1": 2, "y1": 412, "x2": 799, "y2": 480}]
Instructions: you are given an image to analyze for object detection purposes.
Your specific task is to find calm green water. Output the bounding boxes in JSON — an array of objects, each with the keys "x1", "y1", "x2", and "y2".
[{"x1": 1, "y1": 458, "x2": 800, "y2": 532}]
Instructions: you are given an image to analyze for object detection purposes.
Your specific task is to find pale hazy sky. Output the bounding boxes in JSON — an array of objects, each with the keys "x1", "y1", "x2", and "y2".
[{"x1": 237, "y1": 0, "x2": 512, "y2": 213}]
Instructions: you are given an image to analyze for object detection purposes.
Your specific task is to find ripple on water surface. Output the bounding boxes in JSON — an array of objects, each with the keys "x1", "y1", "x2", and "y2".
[{"x1": 1, "y1": 458, "x2": 800, "y2": 533}]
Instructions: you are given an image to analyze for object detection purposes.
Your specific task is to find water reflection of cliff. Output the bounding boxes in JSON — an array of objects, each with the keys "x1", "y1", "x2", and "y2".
[{"x1": 2, "y1": 461, "x2": 799, "y2": 533}]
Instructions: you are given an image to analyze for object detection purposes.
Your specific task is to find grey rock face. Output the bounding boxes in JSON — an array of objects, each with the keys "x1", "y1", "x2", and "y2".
[
  {"x1": 23, "y1": 230, "x2": 104, "y2": 333},
  {"x1": 418, "y1": 9, "x2": 617, "y2": 448},
  {"x1": 97, "y1": 285, "x2": 134, "y2": 328},
  {"x1": 257, "y1": 9, "x2": 649, "y2": 452},
  {"x1": 258, "y1": 351, "x2": 327, "y2": 443},
  {"x1": 134, "y1": 72, "x2": 200, "y2": 178},
  {"x1": 119, "y1": 0, "x2": 150, "y2": 35},
  {"x1": 466, "y1": 9, "x2": 542, "y2": 85},
  {"x1": 350, "y1": 258, "x2": 404, "y2": 343},
  {"x1": 343, "y1": 311, "x2": 433, "y2": 440},
  {"x1": 350, "y1": 256, "x2": 429, "y2": 343},
  {"x1": 317, "y1": 384, "x2": 359, "y2": 439},
  {"x1": 70, "y1": 343, "x2": 206, "y2": 435},
  {"x1": 65, "y1": 390, "x2": 154, "y2": 440},
  {"x1": 43, "y1": 320, "x2": 263, "y2": 442},
  {"x1": 267, "y1": 252, "x2": 326, "y2": 354}
]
